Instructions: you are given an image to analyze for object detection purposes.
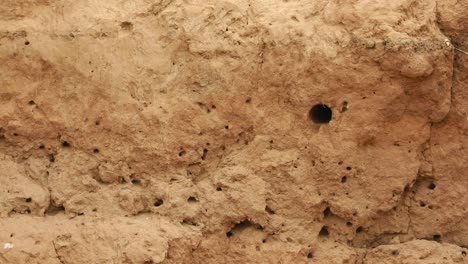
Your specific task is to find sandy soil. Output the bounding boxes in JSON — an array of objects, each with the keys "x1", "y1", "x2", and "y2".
[{"x1": 0, "y1": 0, "x2": 467, "y2": 263}]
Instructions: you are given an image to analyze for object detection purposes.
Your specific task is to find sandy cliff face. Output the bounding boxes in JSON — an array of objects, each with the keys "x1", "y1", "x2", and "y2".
[{"x1": 0, "y1": 0, "x2": 467, "y2": 263}]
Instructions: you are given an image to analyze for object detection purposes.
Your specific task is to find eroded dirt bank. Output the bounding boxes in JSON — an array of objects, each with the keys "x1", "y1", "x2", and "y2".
[{"x1": 0, "y1": 0, "x2": 467, "y2": 263}]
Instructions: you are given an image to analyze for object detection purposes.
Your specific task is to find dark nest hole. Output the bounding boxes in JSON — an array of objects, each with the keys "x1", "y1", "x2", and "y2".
[
  {"x1": 153, "y1": 199, "x2": 164, "y2": 207},
  {"x1": 323, "y1": 207, "x2": 332, "y2": 218},
  {"x1": 319, "y1": 226, "x2": 329, "y2": 237},
  {"x1": 187, "y1": 196, "x2": 198, "y2": 203},
  {"x1": 309, "y1": 104, "x2": 332, "y2": 124}
]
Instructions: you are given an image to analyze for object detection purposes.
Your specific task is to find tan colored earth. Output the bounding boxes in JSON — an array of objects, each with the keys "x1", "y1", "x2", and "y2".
[{"x1": 0, "y1": 0, "x2": 467, "y2": 263}]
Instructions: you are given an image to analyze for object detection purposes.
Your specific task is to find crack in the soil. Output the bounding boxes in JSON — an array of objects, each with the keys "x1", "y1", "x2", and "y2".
[{"x1": 52, "y1": 240, "x2": 65, "y2": 264}]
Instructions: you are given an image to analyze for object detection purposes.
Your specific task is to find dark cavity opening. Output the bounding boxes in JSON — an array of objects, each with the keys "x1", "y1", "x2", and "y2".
[
  {"x1": 319, "y1": 226, "x2": 329, "y2": 237},
  {"x1": 187, "y1": 196, "x2": 198, "y2": 203},
  {"x1": 265, "y1": 206, "x2": 275, "y2": 215},
  {"x1": 46, "y1": 204, "x2": 65, "y2": 216},
  {"x1": 154, "y1": 199, "x2": 164, "y2": 207},
  {"x1": 25, "y1": 197, "x2": 32, "y2": 203},
  {"x1": 356, "y1": 226, "x2": 364, "y2": 233},
  {"x1": 62, "y1": 141, "x2": 71, "y2": 148},
  {"x1": 341, "y1": 176, "x2": 347, "y2": 183},
  {"x1": 428, "y1": 183, "x2": 436, "y2": 190},
  {"x1": 131, "y1": 179, "x2": 141, "y2": 185},
  {"x1": 201, "y1": 148, "x2": 208, "y2": 160},
  {"x1": 323, "y1": 207, "x2": 332, "y2": 218},
  {"x1": 307, "y1": 251, "x2": 314, "y2": 259},
  {"x1": 226, "y1": 220, "x2": 263, "y2": 239},
  {"x1": 433, "y1": 234, "x2": 441, "y2": 241},
  {"x1": 120, "y1": 21, "x2": 133, "y2": 30},
  {"x1": 309, "y1": 104, "x2": 332, "y2": 124},
  {"x1": 340, "y1": 101, "x2": 348, "y2": 113}
]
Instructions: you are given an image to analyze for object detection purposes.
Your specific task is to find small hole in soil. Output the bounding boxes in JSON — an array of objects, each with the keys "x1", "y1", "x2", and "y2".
[
  {"x1": 182, "y1": 218, "x2": 198, "y2": 226},
  {"x1": 245, "y1": 98, "x2": 252, "y2": 103},
  {"x1": 392, "y1": 250, "x2": 399, "y2": 256},
  {"x1": 323, "y1": 207, "x2": 332, "y2": 217},
  {"x1": 433, "y1": 234, "x2": 441, "y2": 241},
  {"x1": 341, "y1": 176, "x2": 347, "y2": 183},
  {"x1": 154, "y1": 199, "x2": 164, "y2": 207},
  {"x1": 307, "y1": 251, "x2": 314, "y2": 259},
  {"x1": 48, "y1": 154, "x2": 55, "y2": 162},
  {"x1": 428, "y1": 183, "x2": 436, "y2": 190},
  {"x1": 356, "y1": 226, "x2": 364, "y2": 233},
  {"x1": 131, "y1": 179, "x2": 141, "y2": 185},
  {"x1": 62, "y1": 141, "x2": 71, "y2": 148},
  {"x1": 216, "y1": 186, "x2": 223, "y2": 191},
  {"x1": 178, "y1": 150, "x2": 186, "y2": 157},
  {"x1": 346, "y1": 166, "x2": 352, "y2": 171},
  {"x1": 462, "y1": 251, "x2": 466, "y2": 256},
  {"x1": 419, "y1": 201, "x2": 426, "y2": 207},
  {"x1": 319, "y1": 226, "x2": 329, "y2": 237},
  {"x1": 265, "y1": 206, "x2": 275, "y2": 215},
  {"x1": 309, "y1": 104, "x2": 332, "y2": 124},
  {"x1": 224, "y1": 125, "x2": 229, "y2": 129},
  {"x1": 38, "y1": 144, "x2": 45, "y2": 149},
  {"x1": 201, "y1": 148, "x2": 208, "y2": 160},
  {"x1": 226, "y1": 231, "x2": 233, "y2": 238},
  {"x1": 120, "y1": 21, "x2": 133, "y2": 30},
  {"x1": 340, "y1": 101, "x2": 348, "y2": 112},
  {"x1": 187, "y1": 196, "x2": 198, "y2": 203},
  {"x1": 93, "y1": 148, "x2": 100, "y2": 153},
  {"x1": 346, "y1": 222, "x2": 353, "y2": 227},
  {"x1": 95, "y1": 120, "x2": 101, "y2": 126},
  {"x1": 25, "y1": 41, "x2": 30, "y2": 45},
  {"x1": 26, "y1": 198, "x2": 32, "y2": 203},
  {"x1": 10, "y1": 233, "x2": 13, "y2": 238},
  {"x1": 46, "y1": 204, "x2": 65, "y2": 215},
  {"x1": 28, "y1": 100, "x2": 36, "y2": 105}
]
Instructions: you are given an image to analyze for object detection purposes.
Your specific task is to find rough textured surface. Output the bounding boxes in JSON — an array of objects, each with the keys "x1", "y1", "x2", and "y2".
[{"x1": 0, "y1": 0, "x2": 467, "y2": 263}]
